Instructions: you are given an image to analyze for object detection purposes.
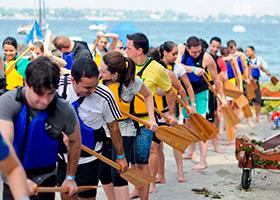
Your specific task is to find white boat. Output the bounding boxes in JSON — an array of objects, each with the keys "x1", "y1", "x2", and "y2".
[
  {"x1": 17, "y1": 25, "x2": 33, "y2": 34},
  {"x1": 89, "y1": 21, "x2": 107, "y2": 31},
  {"x1": 232, "y1": 25, "x2": 246, "y2": 33}
]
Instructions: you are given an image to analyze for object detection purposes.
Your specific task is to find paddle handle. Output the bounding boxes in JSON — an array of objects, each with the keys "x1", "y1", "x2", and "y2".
[
  {"x1": 81, "y1": 145, "x2": 121, "y2": 170},
  {"x1": 120, "y1": 110, "x2": 151, "y2": 127},
  {"x1": 174, "y1": 94, "x2": 190, "y2": 114},
  {"x1": 230, "y1": 60, "x2": 241, "y2": 89},
  {"x1": 34, "y1": 185, "x2": 99, "y2": 193},
  {"x1": 6, "y1": 47, "x2": 34, "y2": 74},
  {"x1": 135, "y1": 94, "x2": 171, "y2": 122},
  {"x1": 201, "y1": 74, "x2": 223, "y2": 105},
  {"x1": 91, "y1": 37, "x2": 100, "y2": 54}
]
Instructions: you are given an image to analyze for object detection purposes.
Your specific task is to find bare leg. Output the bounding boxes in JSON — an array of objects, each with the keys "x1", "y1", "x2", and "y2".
[
  {"x1": 156, "y1": 142, "x2": 166, "y2": 183},
  {"x1": 148, "y1": 141, "x2": 159, "y2": 193},
  {"x1": 255, "y1": 102, "x2": 263, "y2": 123},
  {"x1": 212, "y1": 111, "x2": 223, "y2": 153},
  {"x1": 182, "y1": 119, "x2": 197, "y2": 159},
  {"x1": 212, "y1": 135, "x2": 224, "y2": 154},
  {"x1": 192, "y1": 141, "x2": 208, "y2": 170},
  {"x1": 137, "y1": 164, "x2": 150, "y2": 200},
  {"x1": 114, "y1": 186, "x2": 130, "y2": 200},
  {"x1": 247, "y1": 117, "x2": 255, "y2": 127},
  {"x1": 102, "y1": 183, "x2": 116, "y2": 200},
  {"x1": 173, "y1": 148, "x2": 187, "y2": 182}
]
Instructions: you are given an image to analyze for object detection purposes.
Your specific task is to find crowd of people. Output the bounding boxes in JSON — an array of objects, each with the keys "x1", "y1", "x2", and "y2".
[{"x1": 0, "y1": 31, "x2": 271, "y2": 200}]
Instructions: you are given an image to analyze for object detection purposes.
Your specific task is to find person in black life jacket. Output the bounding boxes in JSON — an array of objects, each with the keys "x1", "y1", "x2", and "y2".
[
  {"x1": 0, "y1": 56, "x2": 81, "y2": 200},
  {"x1": 53, "y1": 35, "x2": 92, "y2": 74},
  {"x1": 208, "y1": 37, "x2": 227, "y2": 153},
  {"x1": 0, "y1": 133, "x2": 32, "y2": 200},
  {"x1": 125, "y1": 33, "x2": 176, "y2": 200},
  {"x1": 57, "y1": 58, "x2": 128, "y2": 200},
  {"x1": 177, "y1": 36, "x2": 227, "y2": 170},
  {"x1": 246, "y1": 46, "x2": 270, "y2": 124}
]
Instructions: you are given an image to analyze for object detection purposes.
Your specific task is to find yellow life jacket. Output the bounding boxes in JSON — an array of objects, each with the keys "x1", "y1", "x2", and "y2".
[
  {"x1": 5, "y1": 60, "x2": 23, "y2": 91},
  {"x1": 100, "y1": 80, "x2": 130, "y2": 120},
  {"x1": 94, "y1": 51, "x2": 102, "y2": 68}
]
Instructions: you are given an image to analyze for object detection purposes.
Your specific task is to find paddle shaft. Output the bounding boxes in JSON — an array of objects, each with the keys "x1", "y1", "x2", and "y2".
[
  {"x1": 120, "y1": 110, "x2": 151, "y2": 127},
  {"x1": 81, "y1": 145, "x2": 121, "y2": 170},
  {"x1": 91, "y1": 37, "x2": 100, "y2": 54},
  {"x1": 201, "y1": 74, "x2": 223, "y2": 105},
  {"x1": 34, "y1": 186, "x2": 99, "y2": 193},
  {"x1": 174, "y1": 94, "x2": 191, "y2": 114},
  {"x1": 230, "y1": 60, "x2": 241, "y2": 89},
  {"x1": 135, "y1": 94, "x2": 171, "y2": 122},
  {"x1": 6, "y1": 47, "x2": 34, "y2": 74}
]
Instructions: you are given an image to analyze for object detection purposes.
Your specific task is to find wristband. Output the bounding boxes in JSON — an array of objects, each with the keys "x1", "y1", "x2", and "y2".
[
  {"x1": 65, "y1": 175, "x2": 75, "y2": 180},
  {"x1": 17, "y1": 197, "x2": 30, "y2": 200},
  {"x1": 192, "y1": 67, "x2": 196, "y2": 73},
  {"x1": 190, "y1": 103, "x2": 196, "y2": 107},
  {"x1": 117, "y1": 154, "x2": 125, "y2": 159}
]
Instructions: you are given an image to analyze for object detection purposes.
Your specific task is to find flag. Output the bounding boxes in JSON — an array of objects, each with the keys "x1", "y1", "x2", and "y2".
[{"x1": 25, "y1": 21, "x2": 44, "y2": 44}]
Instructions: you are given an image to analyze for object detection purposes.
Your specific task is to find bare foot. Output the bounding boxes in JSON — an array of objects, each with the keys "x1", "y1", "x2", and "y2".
[
  {"x1": 208, "y1": 143, "x2": 213, "y2": 147},
  {"x1": 182, "y1": 152, "x2": 197, "y2": 160},
  {"x1": 242, "y1": 118, "x2": 247, "y2": 123},
  {"x1": 248, "y1": 121, "x2": 255, "y2": 127},
  {"x1": 156, "y1": 176, "x2": 166, "y2": 184},
  {"x1": 130, "y1": 189, "x2": 140, "y2": 199},
  {"x1": 235, "y1": 125, "x2": 242, "y2": 129},
  {"x1": 149, "y1": 183, "x2": 158, "y2": 193},
  {"x1": 256, "y1": 119, "x2": 263, "y2": 123},
  {"x1": 217, "y1": 134, "x2": 224, "y2": 140},
  {"x1": 214, "y1": 148, "x2": 224, "y2": 154},
  {"x1": 192, "y1": 162, "x2": 208, "y2": 170},
  {"x1": 178, "y1": 172, "x2": 187, "y2": 182}
]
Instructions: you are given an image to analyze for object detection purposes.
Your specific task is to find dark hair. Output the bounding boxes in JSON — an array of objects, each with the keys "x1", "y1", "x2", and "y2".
[
  {"x1": 247, "y1": 46, "x2": 255, "y2": 51},
  {"x1": 103, "y1": 51, "x2": 135, "y2": 87},
  {"x1": 220, "y1": 46, "x2": 229, "y2": 56},
  {"x1": 33, "y1": 41, "x2": 44, "y2": 53},
  {"x1": 3, "y1": 36, "x2": 17, "y2": 49},
  {"x1": 71, "y1": 58, "x2": 99, "y2": 84},
  {"x1": 159, "y1": 41, "x2": 176, "y2": 59},
  {"x1": 227, "y1": 40, "x2": 236, "y2": 48},
  {"x1": 236, "y1": 47, "x2": 243, "y2": 52},
  {"x1": 147, "y1": 47, "x2": 167, "y2": 68},
  {"x1": 210, "y1": 37, "x2": 221, "y2": 44},
  {"x1": 53, "y1": 36, "x2": 71, "y2": 50},
  {"x1": 186, "y1": 36, "x2": 201, "y2": 48},
  {"x1": 200, "y1": 39, "x2": 208, "y2": 50},
  {"x1": 127, "y1": 33, "x2": 149, "y2": 54},
  {"x1": 25, "y1": 56, "x2": 60, "y2": 95}
]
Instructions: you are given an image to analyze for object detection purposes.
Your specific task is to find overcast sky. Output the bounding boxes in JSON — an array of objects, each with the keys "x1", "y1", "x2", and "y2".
[{"x1": 0, "y1": 0, "x2": 279, "y2": 16}]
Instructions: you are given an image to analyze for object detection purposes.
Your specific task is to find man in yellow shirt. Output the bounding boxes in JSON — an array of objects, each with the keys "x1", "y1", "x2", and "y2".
[{"x1": 126, "y1": 33, "x2": 176, "y2": 200}]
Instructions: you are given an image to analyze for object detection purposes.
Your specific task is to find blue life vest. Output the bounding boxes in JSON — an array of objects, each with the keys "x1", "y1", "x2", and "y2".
[
  {"x1": 237, "y1": 57, "x2": 244, "y2": 74},
  {"x1": 226, "y1": 60, "x2": 235, "y2": 79},
  {"x1": 72, "y1": 98, "x2": 95, "y2": 149},
  {"x1": 63, "y1": 52, "x2": 75, "y2": 70},
  {"x1": 13, "y1": 100, "x2": 59, "y2": 170},
  {"x1": 249, "y1": 59, "x2": 260, "y2": 78}
]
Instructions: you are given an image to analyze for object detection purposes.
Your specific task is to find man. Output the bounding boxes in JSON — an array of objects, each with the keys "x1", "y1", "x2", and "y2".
[
  {"x1": 53, "y1": 35, "x2": 92, "y2": 71},
  {"x1": 57, "y1": 58, "x2": 128, "y2": 200},
  {"x1": 0, "y1": 133, "x2": 31, "y2": 200},
  {"x1": 177, "y1": 36, "x2": 227, "y2": 170},
  {"x1": 246, "y1": 46, "x2": 270, "y2": 123},
  {"x1": 0, "y1": 56, "x2": 81, "y2": 200},
  {"x1": 208, "y1": 36, "x2": 227, "y2": 153},
  {"x1": 125, "y1": 33, "x2": 176, "y2": 200}
]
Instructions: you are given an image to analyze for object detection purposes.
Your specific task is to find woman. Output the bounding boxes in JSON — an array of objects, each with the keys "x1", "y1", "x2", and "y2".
[
  {"x1": 99, "y1": 51, "x2": 157, "y2": 200},
  {"x1": 2, "y1": 36, "x2": 30, "y2": 90},
  {"x1": 30, "y1": 41, "x2": 67, "y2": 68}
]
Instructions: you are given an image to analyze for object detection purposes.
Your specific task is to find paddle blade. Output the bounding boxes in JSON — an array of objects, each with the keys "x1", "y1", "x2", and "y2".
[
  {"x1": 225, "y1": 121, "x2": 235, "y2": 141},
  {"x1": 224, "y1": 80, "x2": 239, "y2": 91},
  {"x1": 120, "y1": 168, "x2": 157, "y2": 188},
  {"x1": 221, "y1": 106, "x2": 241, "y2": 128},
  {"x1": 173, "y1": 123, "x2": 202, "y2": 143},
  {"x1": 235, "y1": 94, "x2": 249, "y2": 109},
  {"x1": 242, "y1": 104, "x2": 253, "y2": 118},
  {"x1": 155, "y1": 126, "x2": 191, "y2": 153},
  {"x1": 250, "y1": 79, "x2": 259, "y2": 90},
  {"x1": 271, "y1": 76, "x2": 279, "y2": 86},
  {"x1": 223, "y1": 88, "x2": 243, "y2": 99},
  {"x1": 245, "y1": 83, "x2": 256, "y2": 101}
]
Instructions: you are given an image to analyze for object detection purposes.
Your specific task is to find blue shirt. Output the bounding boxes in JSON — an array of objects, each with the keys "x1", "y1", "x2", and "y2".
[{"x1": 0, "y1": 133, "x2": 9, "y2": 161}]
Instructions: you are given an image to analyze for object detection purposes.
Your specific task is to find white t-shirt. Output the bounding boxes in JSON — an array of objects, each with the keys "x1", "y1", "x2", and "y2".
[
  {"x1": 248, "y1": 56, "x2": 268, "y2": 80},
  {"x1": 172, "y1": 63, "x2": 186, "y2": 79},
  {"x1": 57, "y1": 75, "x2": 121, "y2": 164}
]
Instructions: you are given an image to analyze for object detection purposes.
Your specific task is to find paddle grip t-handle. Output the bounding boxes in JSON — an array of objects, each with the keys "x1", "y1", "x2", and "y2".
[
  {"x1": 81, "y1": 145, "x2": 121, "y2": 171},
  {"x1": 6, "y1": 47, "x2": 35, "y2": 74},
  {"x1": 135, "y1": 94, "x2": 171, "y2": 123},
  {"x1": 91, "y1": 37, "x2": 100, "y2": 54},
  {"x1": 201, "y1": 74, "x2": 224, "y2": 105}
]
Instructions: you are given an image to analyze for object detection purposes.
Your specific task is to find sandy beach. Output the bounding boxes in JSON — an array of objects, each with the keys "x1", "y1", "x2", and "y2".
[{"x1": 1, "y1": 114, "x2": 280, "y2": 199}]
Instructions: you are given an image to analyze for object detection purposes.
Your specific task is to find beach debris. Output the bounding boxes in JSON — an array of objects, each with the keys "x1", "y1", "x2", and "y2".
[{"x1": 191, "y1": 188, "x2": 223, "y2": 199}]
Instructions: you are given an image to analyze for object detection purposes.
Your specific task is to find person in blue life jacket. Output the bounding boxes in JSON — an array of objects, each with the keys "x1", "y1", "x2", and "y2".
[
  {"x1": 177, "y1": 36, "x2": 227, "y2": 170},
  {"x1": 56, "y1": 58, "x2": 128, "y2": 200},
  {"x1": 0, "y1": 133, "x2": 33, "y2": 200},
  {"x1": 246, "y1": 46, "x2": 271, "y2": 124},
  {"x1": 0, "y1": 56, "x2": 81, "y2": 200},
  {"x1": 53, "y1": 35, "x2": 92, "y2": 75}
]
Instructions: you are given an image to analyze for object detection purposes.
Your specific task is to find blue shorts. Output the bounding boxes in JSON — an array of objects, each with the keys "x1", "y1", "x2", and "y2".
[
  {"x1": 182, "y1": 90, "x2": 209, "y2": 119},
  {"x1": 0, "y1": 134, "x2": 9, "y2": 161},
  {"x1": 134, "y1": 126, "x2": 153, "y2": 165}
]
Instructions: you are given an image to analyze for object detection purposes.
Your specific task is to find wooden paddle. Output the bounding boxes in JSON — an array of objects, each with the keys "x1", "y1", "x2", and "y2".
[
  {"x1": 202, "y1": 75, "x2": 241, "y2": 129},
  {"x1": 242, "y1": 104, "x2": 253, "y2": 118},
  {"x1": 81, "y1": 144, "x2": 156, "y2": 188},
  {"x1": 225, "y1": 121, "x2": 235, "y2": 141},
  {"x1": 174, "y1": 94, "x2": 219, "y2": 142},
  {"x1": 91, "y1": 37, "x2": 100, "y2": 54},
  {"x1": 33, "y1": 185, "x2": 100, "y2": 193},
  {"x1": 223, "y1": 88, "x2": 243, "y2": 99},
  {"x1": 6, "y1": 47, "x2": 34, "y2": 74},
  {"x1": 250, "y1": 79, "x2": 259, "y2": 90},
  {"x1": 271, "y1": 76, "x2": 279, "y2": 86},
  {"x1": 135, "y1": 94, "x2": 201, "y2": 143},
  {"x1": 120, "y1": 110, "x2": 193, "y2": 152}
]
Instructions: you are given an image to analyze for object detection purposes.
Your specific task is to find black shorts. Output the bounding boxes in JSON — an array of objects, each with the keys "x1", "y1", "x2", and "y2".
[
  {"x1": 57, "y1": 159, "x2": 99, "y2": 198},
  {"x1": 99, "y1": 137, "x2": 113, "y2": 185},
  {"x1": 252, "y1": 80, "x2": 262, "y2": 104},
  {"x1": 206, "y1": 90, "x2": 217, "y2": 123}
]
